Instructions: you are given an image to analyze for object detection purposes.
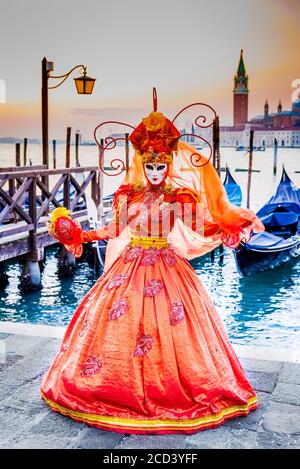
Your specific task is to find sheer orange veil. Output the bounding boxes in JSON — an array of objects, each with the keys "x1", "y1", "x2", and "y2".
[{"x1": 114, "y1": 141, "x2": 264, "y2": 260}]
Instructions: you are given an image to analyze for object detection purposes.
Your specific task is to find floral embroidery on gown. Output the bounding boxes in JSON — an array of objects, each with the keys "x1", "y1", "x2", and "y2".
[
  {"x1": 41, "y1": 108, "x2": 264, "y2": 434},
  {"x1": 41, "y1": 175, "x2": 264, "y2": 434}
]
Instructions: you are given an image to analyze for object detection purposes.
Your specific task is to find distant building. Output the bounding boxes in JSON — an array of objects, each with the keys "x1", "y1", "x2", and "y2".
[
  {"x1": 233, "y1": 49, "x2": 249, "y2": 129},
  {"x1": 219, "y1": 124, "x2": 300, "y2": 149},
  {"x1": 218, "y1": 50, "x2": 300, "y2": 147},
  {"x1": 112, "y1": 52, "x2": 300, "y2": 150}
]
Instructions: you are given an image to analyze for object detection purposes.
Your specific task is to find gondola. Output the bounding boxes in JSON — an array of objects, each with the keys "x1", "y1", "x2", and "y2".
[
  {"x1": 236, "y1": 145, "x2": 265, "y2": 151},
  {"x1": 85, "y1": 193, "x2": 115, "y2": 272},
  {"x1": 223, "y1": 166, "x2": 242, "y2": 206},
  {"x1": 234, "y1": 167, "x2": 300, "y2": 276}
]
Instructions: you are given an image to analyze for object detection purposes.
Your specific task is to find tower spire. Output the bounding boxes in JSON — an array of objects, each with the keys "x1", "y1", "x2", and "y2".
[
  {"x1": 237, "y1": 49, "x2": 246, "y2": 76},
  {"x1": 233, "y1": 49, "x2": 249, "y2": 128},
  {"x1": 265, "y1": 100, "x2": 269, "y2": 117}
]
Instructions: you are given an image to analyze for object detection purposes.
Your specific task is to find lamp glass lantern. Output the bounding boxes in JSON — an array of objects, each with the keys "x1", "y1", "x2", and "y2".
[{"x1": 74, "y1": 72, "x2": 96, "y2": 95}]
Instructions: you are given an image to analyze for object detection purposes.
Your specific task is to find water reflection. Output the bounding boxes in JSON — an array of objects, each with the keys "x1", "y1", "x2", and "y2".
[
  {"x1": 191, "y1": 250, "x2": 300, "y2": 347},
  {"x1": 0, "y1": 145, "x2": 299, "y2": 347},
  {"x1": 0, "y1": 246, "x2": 299, "y2": 348},
  {"x1": 0, "y1": 248, "x2": 95, "y2": 327}
]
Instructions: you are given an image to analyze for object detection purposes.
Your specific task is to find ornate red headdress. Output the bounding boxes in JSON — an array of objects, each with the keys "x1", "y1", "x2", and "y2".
[
  {"x1": 93, "y1": 87, "x2": 217, "y2": 176},
  {"x1": 129, "y1": 111, "x2": 181, "y2": 164}
]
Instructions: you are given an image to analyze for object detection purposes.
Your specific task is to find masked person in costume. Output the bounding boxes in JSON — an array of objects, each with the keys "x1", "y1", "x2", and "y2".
[{"x1": 40, "y1": 103, "x2": 264, "y2": 434}]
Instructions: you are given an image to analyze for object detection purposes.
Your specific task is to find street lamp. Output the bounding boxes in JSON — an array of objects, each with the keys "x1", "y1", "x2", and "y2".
[
  {"x1": 74, "y1": 69, "x2": 96, "y2": 95},
  {"x1": 41, "y1": 57, "x2": 96, "y2": 170}
]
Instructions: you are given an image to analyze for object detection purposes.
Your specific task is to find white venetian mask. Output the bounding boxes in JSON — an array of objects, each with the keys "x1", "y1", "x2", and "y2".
[{"x1": 143, "y1": 163, "x2": 168, "y2": 186}]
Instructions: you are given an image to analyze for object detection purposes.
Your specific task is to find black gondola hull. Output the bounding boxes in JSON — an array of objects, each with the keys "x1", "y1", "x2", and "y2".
[
  {"x1": 234, "y1": 167, "x2": 300, "y2": 276},
  {"x1": 234, "y1": 242, "x2": 300, "y2": 276}
]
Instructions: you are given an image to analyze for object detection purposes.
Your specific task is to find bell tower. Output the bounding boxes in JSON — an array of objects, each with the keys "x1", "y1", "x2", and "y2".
[
  {"x1": 264, "y1": 100, "x2": 269, "y2": 117},
  {"x1": 233, "y1": 49, "x2": 249, "y2": 128}
]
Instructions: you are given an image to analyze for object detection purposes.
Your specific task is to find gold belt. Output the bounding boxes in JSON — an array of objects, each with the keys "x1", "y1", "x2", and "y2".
[{"x1": 130, "y1": 235, "x2": 169, "y2": 249}]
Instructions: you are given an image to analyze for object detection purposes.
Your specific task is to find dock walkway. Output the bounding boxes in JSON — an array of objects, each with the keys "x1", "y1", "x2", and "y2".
[
  {"x1": 0, "y1": 166, "x2": 100, "y2": 262},
  {"x1": 0, "y1": 166, "x2": 101, "y2": 290},
  {"x1": 0, "y1": 322, "x2": 299, "y2": 449}
]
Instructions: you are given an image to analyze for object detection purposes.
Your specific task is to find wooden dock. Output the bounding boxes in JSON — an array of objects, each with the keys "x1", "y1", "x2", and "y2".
[{"x1": 0, "y1": 165, "x2": 101, "y2": 291}]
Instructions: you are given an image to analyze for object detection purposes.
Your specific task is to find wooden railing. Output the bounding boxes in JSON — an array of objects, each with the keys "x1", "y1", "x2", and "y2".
[{"x1": 0, "y1": 167, "x2": 100, "y2": 258}]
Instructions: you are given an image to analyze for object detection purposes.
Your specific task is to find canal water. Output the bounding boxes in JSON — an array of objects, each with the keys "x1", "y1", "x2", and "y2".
[{"x1": 0, "y1": 143, "x2": 299, "y2": 348}]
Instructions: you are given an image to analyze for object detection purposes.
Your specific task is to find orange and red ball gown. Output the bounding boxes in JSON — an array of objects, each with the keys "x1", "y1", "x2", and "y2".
[{"x1": 41, "y1": 181, "x2": 263, "y2": 434}]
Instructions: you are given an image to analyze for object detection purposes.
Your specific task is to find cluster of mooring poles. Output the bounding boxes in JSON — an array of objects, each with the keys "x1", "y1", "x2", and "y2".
[{"x1": 0, "y1": 132, "x2": 102, "y2": 292}]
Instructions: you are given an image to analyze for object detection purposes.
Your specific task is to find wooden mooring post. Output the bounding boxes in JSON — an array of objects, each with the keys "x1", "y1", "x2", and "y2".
[
  {"x1": 52, "y1": 139, "x2": 57, "y2": 169},
  {"x1": 19, "y1": 172, "x2": 44, "y2": 291},
  {"x1": 23, "y1": 138, "x2": 28, "y2": 166},
  {"x1": 75, "y1": 132, "x2": 80, "y2": 167},
  {"x1": 247, "y1": 130, "x2": 254, "y2": 209},
  {"x1": 273, "y1": 138, "x2": 278, "y2": 176},
  {"x1": 15, "y1": 143, "x2": 21, "y2": 191},
  {"x1": 56, "y1": 127, "x2": 77, "y2": 277},
  {"x1": 65, "y1": 126, "x2": 71, "y2": 168},
  {"x1": 15, "y1": 143, "x2": 21, "y2": 167},
  {"x1": 0, "y1": 261, "x2": 9, "y2": 289},
  {"x1": 212, "y1": 116, "x2": 224, "y2": 264},
  {"x1": 212, "y1": 116, "x2": 220, "y2": 174}
]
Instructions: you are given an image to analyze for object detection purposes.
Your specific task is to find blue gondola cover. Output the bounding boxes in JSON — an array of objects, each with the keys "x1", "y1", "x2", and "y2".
[
  {"x1": 223, "y1": 167, "x2": 242, "y2": 207},
  {"x1": 244, "y1": 231, "x2": 299, "y2": 251}
]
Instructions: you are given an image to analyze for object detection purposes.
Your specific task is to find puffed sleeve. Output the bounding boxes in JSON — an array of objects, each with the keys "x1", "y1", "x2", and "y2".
[
  {"x1": 82, "y1": 218, "x2": 121, "y2": 243},
  {"x1": 201, "y1": 162, "x2": 264, "y2": 248},
  {"x1": 173, "y1": 178, "x2": 264, "y2": 250},
  {"x1": 61, "y1": 217, "x2": 122, "y2": 258},
  {"x1": 81, "y1": 184, "x2": 139, "y2": 243},
  {"x1": 48, "y1": 185, "x2": 135, "y2": 258}
]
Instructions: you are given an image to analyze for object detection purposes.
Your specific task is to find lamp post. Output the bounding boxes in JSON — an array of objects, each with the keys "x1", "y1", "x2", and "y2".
[{"x1": 41, "y1": 57, "x2": 96, "y2": 170}]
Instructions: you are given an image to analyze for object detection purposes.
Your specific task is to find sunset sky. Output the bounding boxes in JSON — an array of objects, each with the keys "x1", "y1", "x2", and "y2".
[{"x1": 0, "y1": 0, "x2": 299, "y2": 140}]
